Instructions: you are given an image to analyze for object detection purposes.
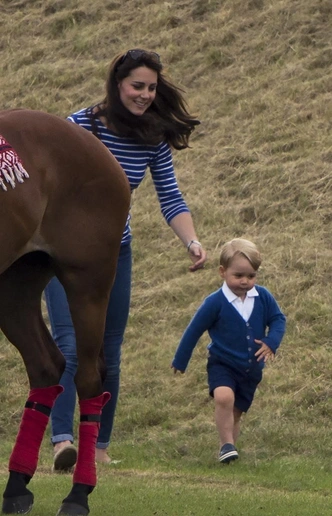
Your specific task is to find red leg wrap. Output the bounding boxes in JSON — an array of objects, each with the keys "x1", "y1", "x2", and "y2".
[
  {"x1": 9, "y1": 385, "x2": 64, "y2": 477},
  {"x1": 73, "y1": 392, "x2": 111, "y2": 486}
]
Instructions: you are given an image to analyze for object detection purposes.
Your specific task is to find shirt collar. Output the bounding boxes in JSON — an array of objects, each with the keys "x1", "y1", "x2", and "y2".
[{"x1": 222, "y1": 282, "x2": 258, "y2": 302}]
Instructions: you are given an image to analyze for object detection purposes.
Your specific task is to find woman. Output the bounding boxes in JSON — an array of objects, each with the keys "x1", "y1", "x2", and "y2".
[{"x1": 45, "y1": 48, "x2": 207, "y2": 471}]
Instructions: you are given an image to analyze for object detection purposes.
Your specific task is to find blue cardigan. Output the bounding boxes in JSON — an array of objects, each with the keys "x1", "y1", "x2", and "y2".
[{"x1": 172, "y1": 285, "x2": 286, "y2": 376}]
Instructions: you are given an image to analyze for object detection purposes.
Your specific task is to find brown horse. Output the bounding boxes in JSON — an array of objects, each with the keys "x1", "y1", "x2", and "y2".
[{"x1": 0, "y1": 109, "x2": 130, "y2": 515}]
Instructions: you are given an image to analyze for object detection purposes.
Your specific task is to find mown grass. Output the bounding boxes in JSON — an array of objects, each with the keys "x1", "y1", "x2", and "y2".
[
  {"x1": 2, "y1": 450, "x2": 332, "y2": 515},
  {"x1": 2, "y1": 447, "x2": 332, "y2": 515},
  {"x1": 1, "y1": 0, "x2": 332, "y2": 514}
]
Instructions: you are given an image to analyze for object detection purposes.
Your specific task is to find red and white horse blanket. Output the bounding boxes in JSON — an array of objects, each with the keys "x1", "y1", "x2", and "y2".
[{"x1": 0, "y1": 135, "x2": 29, "y2": 191}]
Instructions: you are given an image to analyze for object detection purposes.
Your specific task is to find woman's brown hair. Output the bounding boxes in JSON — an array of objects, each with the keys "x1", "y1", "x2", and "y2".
[{"x1": 89, "y1": 49, "x2": 199, "y2": 149}]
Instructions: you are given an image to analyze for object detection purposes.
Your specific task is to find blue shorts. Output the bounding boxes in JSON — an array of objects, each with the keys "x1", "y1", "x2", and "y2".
[{"x1": 207, "y1": 354, "x2": 262, "y2": 413}]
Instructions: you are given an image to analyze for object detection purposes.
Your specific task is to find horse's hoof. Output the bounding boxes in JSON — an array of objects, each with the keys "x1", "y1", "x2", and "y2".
[
  {"x1": 56, "y1": 502, "x2": 89, "y2": 516},
  {"x1": 2, "y1": 494, "x2": 34, "y2": 514}
]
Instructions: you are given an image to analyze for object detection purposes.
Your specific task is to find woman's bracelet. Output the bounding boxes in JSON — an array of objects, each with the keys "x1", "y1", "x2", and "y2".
[{"x1": 187, "y1": 240, "x2": 202, "y2": 252}]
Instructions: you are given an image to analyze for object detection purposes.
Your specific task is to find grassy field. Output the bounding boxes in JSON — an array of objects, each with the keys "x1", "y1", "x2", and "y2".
[{"x1": 1, "y1": 0, "x2": 332, "y2": 514}]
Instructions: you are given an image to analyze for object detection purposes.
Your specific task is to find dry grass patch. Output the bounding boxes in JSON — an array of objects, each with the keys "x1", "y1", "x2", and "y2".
[{"x1": 1, "y1": 0, "x2": 332, "y2": 476}]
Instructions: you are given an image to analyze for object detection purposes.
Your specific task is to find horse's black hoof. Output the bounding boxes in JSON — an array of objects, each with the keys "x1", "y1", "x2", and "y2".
[
  {"x1": 2, "y1": 493, "x2": 34, "y2": 514},
  {"x1": 56, "y1": 502, "x2": 89, "y2": 516}
]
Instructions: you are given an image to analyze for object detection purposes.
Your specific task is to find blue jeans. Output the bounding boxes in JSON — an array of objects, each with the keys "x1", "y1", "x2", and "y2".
[{"x1": 44, "y1": 244, "x2": 132, "y2": 448}]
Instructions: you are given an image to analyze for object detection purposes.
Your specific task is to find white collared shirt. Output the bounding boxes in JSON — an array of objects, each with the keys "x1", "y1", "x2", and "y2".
[{"x1": 222, "y1": 282, "x2": 259, "y2": 322}]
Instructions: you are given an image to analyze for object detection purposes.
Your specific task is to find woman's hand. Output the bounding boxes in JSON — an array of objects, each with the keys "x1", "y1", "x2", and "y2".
[
  {"x1": 188, "y1": 241, "x2": 207, "y2": 271},
  {"x1": 169, "y1": 213, "x2": 208, "y2": 271}
]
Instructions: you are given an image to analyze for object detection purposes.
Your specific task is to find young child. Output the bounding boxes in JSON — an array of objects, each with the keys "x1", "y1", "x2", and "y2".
[{"x1": 172, "y1": 238, "x2": 286, "y2": 464}]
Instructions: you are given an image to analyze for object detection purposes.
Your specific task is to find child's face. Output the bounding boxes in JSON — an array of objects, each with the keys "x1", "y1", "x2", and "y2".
[{"x1": 219, "y1": 255, "x2": 257, "y2": 300}]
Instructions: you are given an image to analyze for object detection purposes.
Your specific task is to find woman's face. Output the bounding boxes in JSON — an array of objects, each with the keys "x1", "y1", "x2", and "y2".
[{"x1": 118, "y1": 65, "x2": 158, "y2": 116}]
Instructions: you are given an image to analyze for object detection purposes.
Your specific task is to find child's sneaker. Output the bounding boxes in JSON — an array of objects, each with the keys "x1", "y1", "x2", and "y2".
[{"x1": 219, "y1": 443, "x2": 238, "y2": 464}]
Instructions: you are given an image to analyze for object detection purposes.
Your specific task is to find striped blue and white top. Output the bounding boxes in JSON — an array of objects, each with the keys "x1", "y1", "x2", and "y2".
[{"x1": 68, "y1": 108, "x2": 190, "y2": 246}]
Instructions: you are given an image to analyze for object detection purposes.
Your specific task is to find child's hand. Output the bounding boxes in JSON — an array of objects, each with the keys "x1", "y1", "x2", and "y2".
[
  {"x1": 254, "y1": 340, "x2": 274, "y2": 362},
  {"x1": 171, "y1": 365, "x2": 185, "y2": 374}
]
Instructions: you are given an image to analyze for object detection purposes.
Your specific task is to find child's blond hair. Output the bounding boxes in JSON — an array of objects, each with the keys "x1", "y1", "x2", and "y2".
[{"x1": 219, "y1": 238, "x2": 261, "y2": 271}]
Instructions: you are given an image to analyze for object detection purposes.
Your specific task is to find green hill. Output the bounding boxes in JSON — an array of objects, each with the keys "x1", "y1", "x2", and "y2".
[{"x1": 1, "y1": 0, "x2": 332, "y2": 512}]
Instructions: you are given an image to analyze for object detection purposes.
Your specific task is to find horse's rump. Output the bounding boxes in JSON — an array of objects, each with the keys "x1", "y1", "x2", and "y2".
[{"x1": 0, "y1": 109, "x2": 130, "y2": 273}]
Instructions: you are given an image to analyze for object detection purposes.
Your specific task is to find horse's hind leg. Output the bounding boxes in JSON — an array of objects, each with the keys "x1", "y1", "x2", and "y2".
[
  {"x1": 54, "y1": 264, "x2": 115, "y2": 516},
  {"x1": 0, "y1": 253, "x2": 66, "y2": 515}
]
